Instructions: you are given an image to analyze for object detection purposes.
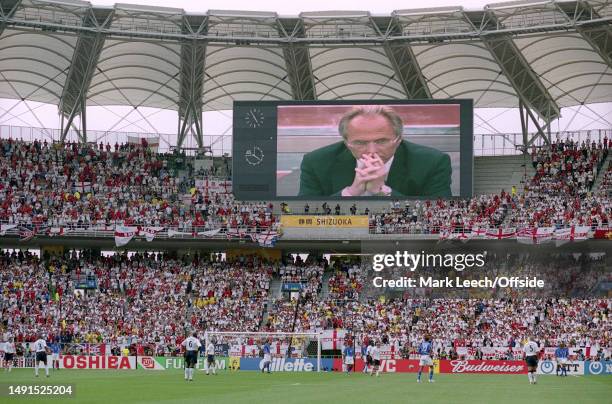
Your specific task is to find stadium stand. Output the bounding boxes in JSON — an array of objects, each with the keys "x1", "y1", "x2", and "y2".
[
  {"x1": 0, "y1": 2, "x2": 610, "y2": 402},
  {"x1": 0, "y1": 138, "x2": 608, "y2": 237},
  {"x1": 3, "y1": 249, "x2": 608, "y2": 358}
]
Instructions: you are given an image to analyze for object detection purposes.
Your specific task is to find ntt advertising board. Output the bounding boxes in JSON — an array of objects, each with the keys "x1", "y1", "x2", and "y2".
[
  {"x1": 532, "y1": 360, "x2": 612, "y2": 376},
  {"x1": 585, "y1": 361, "x2": 612, "y2": 376},
  {"x1": 537, "y1": 360, "x2": 584, "y2": 376}
]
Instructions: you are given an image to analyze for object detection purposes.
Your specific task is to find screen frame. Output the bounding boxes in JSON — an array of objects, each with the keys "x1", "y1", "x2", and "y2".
[{"x1": 233, "y1": 99, "x2": 473, "y2": 200}]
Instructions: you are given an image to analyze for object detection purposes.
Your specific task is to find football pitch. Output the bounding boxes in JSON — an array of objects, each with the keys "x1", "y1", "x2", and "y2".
[{"x1": 1, "y1": 369, "x2": 610, "y2": 403}]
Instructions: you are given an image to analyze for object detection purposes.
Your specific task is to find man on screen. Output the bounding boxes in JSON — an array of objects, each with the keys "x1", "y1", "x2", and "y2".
[{"x1": 298, "y1": 106, "x2": 452, "y2": 197}]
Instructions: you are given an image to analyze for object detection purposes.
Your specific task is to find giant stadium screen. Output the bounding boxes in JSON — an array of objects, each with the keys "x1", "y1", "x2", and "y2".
[{"x1": 233, "y1": 100, "x2": 473, "y2": 200}]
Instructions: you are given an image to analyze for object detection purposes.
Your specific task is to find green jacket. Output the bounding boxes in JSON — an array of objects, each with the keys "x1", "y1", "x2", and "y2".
[{"x1": 298, "y1": 140, "x2": 452, "y2": 197}]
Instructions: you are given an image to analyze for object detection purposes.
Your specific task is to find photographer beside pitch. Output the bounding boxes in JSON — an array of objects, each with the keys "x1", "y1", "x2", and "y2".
[{"x1": 298, "y1": 106, "x2": 452, "y2": 197}]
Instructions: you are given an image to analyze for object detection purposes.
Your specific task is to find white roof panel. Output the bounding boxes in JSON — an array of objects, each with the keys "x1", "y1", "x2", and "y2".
[
  {"x1": 0, "y1": 0, "x2": 609, "y2": 117},
  {"x1": 89, "y1": 39, "x2": 180, "y2": 109},
  {"x1": 310, "y1": 47, "x2": 405, "y2": 100},
  {"x1": 515, "y1": 33, "x2": 612, "y2": 108},
  {"x1": 203, "y1": 45, "x2": 291, "y2": 111},
  {"x1": 0, "y1": 29, "x2": 76, "y2": 104},
  {"x1": 414, "y1": 42, "x2": 518, "y2": 107}
]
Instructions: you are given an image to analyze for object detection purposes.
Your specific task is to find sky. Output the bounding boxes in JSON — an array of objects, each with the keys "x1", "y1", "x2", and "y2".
[{"x1": 0, "y1": 0, "x2": 610, "y2": 154}]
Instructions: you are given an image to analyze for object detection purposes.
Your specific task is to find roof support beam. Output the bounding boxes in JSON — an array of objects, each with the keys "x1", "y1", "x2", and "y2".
[
  {"x1": 1, "y1": 1, "x2": 609, "y2": 45},
  {"x1": 519, "y1": 100, "x2": 528, "y2": 149},
  {"x1": 59, "y1": 9, "x2": 112, "y2": 143},
  {"x1": 376, "y1": 17, "x2": 431, "y2": 99},
  {"x1": 465, "y1": 11, "x2": 560, "y2": 124},
  {"x1": 177, "y1": 16, "x2": 207, "y2": 149},
  {"x1": 0, "y1": 0, "x2": 21, "y2": 36},
  {"x1": 279, "y1": 19, "x2": 316, "y2": 100},
  {"x1": 558, "y1": 1, "x2": 612, "y2": 69},
  {"x1": 521, "y1": 100, "x2": 551, "y2": 148},
  {"x1": 579, "y1": 26, "x2": 612, "y2": 69}
]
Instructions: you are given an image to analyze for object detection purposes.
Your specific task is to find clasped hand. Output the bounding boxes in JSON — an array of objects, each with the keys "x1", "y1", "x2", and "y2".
[{"x1": 346, "y1": 153, "x2": 387, "y2": 196}]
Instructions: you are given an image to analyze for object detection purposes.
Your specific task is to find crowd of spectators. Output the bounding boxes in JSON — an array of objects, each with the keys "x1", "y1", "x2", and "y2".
[
  {"x1": 263, "y1": 254, "x2": 610, "y2": 356},
  {"x1": 528, "y1": 139, "x2": 607, "y2": 197},
  {"x1": 0, "y1": 137, "x2": 610, "y2": 237},
  {"x1": 273, "y1": 296, "x2": 610, "y2": 360},
  {"x1": 0, "y1": 250, "x2": 609, "y2": 356},
  {"x1": 188, "y1": 261, "x2": 272, "y2": 332},
  {"x1": 370, "y1": 193, "x2": 510, "y2": 234},
  {"x1": 370, "y1": 139, "x2": 610, "y2": 234},
  {"x1": 505, "y1": 140, "x2": 610, "y2": 228},
  {"x1": 0, "y1": 139, "x2": 275, "y2": 235},
  {"x1": 600, "y1": 160, "x2": 612, "y2": 194},
  {"x1": 0, "y1": 250, "x2": 271, "y2": 356},
  {"x1": 327, "y1": 265, "x2": 364, "y2": 301},
  {"x1": 264, "y1": 258, "x2": 325, "y2": 332},
  {"x1": 0, "y1": 137, "x2": 611, "y2": 359},
  {"x1": 279, "y1": 264, "x2": 323, "y2": 297}
]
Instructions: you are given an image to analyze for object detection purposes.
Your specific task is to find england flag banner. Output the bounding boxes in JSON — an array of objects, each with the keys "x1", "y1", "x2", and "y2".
[
  {"x1": 517, "y1": 227, "x2": 555, "y2": 245},
  {"x1": 0, "y1": 224, "x2": 17, "y2": 236},
  {"x1": 139, "y1": 226, "x2": 164, "y2": 242},
  {"x1": 321, "y1": 329, "x2": 346, "y2": 350},
  {"x1": 115, "y1": 226, "x2": 138, "y2": 247},
  {"x1": 485, "y1": 228, "x2": 516, "y2": 240},
  {"x1": 554, "y1": 226, "x2": 592, "y2": 246}
]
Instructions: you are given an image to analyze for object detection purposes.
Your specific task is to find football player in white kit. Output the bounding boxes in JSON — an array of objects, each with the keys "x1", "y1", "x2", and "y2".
[
  {"x1": 32, "y1": 334, "x2": 50, "y2": 378},
  {"x1": 3, "y1": 337, "x2": 16, "y2": 372},
  {"x1": 205, "y1": 338, "x2": 216, "y2": 375},
  {"x1": 523, "y1": 336, "x2": 540, "y2": 385},
  {"x1": 369, "y1": 341, "x2": 381, "y2": 377},
  {"x1": 181, "y1": 332, "x2": 201, "y2": 382}
]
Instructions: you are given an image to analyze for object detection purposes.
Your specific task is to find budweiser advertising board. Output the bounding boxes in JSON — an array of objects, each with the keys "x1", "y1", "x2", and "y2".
[
  {"x1": 439, "y1": 360, "x2": 527, "y2": 374},
  {"x1": 332, "y1": 359, "x2": 527, "y2": 374}
]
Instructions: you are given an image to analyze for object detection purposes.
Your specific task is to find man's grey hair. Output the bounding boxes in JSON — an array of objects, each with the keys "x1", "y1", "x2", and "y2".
[{"x1": 338, "y1": 105, "x2": 403, "y2": 140}]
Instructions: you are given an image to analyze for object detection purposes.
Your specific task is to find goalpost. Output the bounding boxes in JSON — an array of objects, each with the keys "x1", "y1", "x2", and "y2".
[{"x1": 203, "y1": 331, "x2": 322, "y2": 372}]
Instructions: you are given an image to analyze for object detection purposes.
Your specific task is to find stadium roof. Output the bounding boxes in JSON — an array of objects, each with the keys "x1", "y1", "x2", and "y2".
[{"x1": 0, "y1": 0, "x2": 610, "y2": 145}]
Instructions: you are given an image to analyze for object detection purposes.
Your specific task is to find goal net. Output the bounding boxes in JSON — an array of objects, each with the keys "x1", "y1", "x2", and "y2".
[{"x1": 204, "y1": 331, "x2": 322, "y2": 372}]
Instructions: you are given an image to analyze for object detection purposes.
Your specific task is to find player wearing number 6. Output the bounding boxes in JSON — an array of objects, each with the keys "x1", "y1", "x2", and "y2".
[{"x1": 181, "y1": 332, "x2": 201, "y2": 382}]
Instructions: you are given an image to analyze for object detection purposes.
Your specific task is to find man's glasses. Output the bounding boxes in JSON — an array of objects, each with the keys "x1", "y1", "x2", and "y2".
[{"x1": 345, "y1": 137, "x2": 400, "y2": 149}]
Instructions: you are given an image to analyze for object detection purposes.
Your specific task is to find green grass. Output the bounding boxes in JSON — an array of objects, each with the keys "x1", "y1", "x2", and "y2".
[{"x1": 1, "y1": 369, "x2": 610, "y2": 404}]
